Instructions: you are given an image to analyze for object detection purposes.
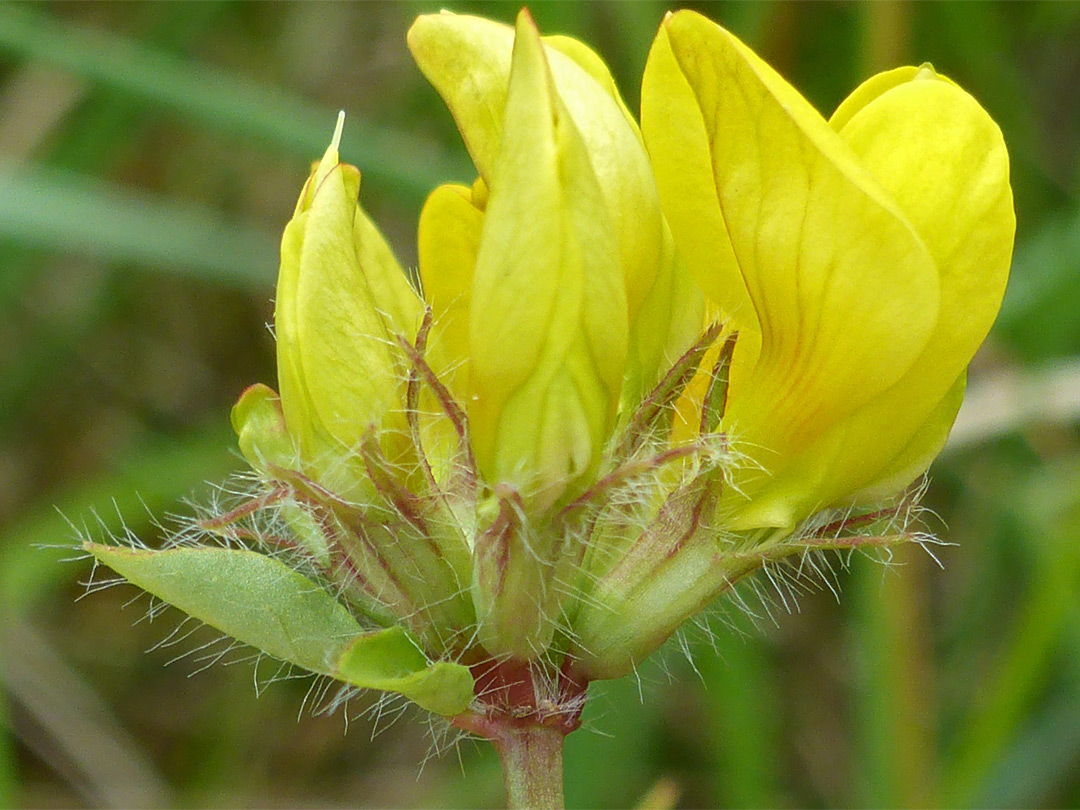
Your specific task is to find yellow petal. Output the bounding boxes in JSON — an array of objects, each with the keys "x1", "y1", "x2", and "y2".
[
  {"x1": 811, "y1": 68, "x2": 1014, "y2": 501},
  {"x1": 467, "y1": 10, "x2": 627, "y2": 510},
  {"x1": 407, "y1": 13, "x2": 511, "y2": 184},
  {"x1": 722, "y1": 64, "x2": 1013, "y2": 528},
  {"x1": 293, "y1": 165, "x2": 400, "y2": 445},
  {"x1": 835, "y1": 69, "x2": 1012, "y2": 401},
  {"x1": 293, "y1": 110, "x2": 345, "y2": 216},
  {"x1": 275, "y1": 209, "x2": 315, "y2": 454},
  {"x1": 541, "y1": 34, "x2": 623, "y2": 109},
  {"x1": 730, "y1": 371, "x2": 967, "y2": 529},
  {"x1": 659, "y1": 12, "x2": 941, "y2": 527},
  {"x1": 417, "y1": 182, "x2": 483, "y2": 401},
  {"x1": 830, "y1": 65, "x2": 924, "y2": 131},
  {"x1": 275, "y1": 115, "x2": 350, "y2": 451},
  {"x1": 852, "y1": 372, "x2": 966, "y2": 504},
  {"x1": 408, "y1": 11, "x2": 663, "y2": 326}
]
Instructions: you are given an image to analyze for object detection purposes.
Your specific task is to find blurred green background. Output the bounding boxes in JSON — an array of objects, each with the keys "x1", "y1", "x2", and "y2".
[{"x1": 1, "y1": 1, "x2": 1078, "y2": 807}]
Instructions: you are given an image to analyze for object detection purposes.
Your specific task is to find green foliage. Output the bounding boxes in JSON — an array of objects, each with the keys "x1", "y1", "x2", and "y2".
[
  {"x1": 85, "y1": 544, "x2": 476, "y2": 716},
  {"x1": 1, "y1": 2, "x2": 1079, "y2": 807},
  {"x1": 84, "y1": 545, "x2": 362, "y2": 676}
]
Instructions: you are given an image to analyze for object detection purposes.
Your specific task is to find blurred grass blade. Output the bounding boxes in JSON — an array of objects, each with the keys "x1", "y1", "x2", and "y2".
[
  {"x1": 975, "y1": 681, "x2": 1080, "y2": 807},
  {"x1": 36, "y1": 2, "x2": 234, "y2": 175},
  {"x1": 995, "y1": 206, "x2": 1080, "y2": 361},
  {"x1": 848, "y1": 551, "x2": 936, "y2": 808},
  {"x1": 0, "y1": 4, "x2": 469, "y2": 203},
  {"x1": 564, "y1": 677, "x2": 660, "y2": 809},
  {"x1": 0, "y1": 426, "x2": 238, "y2": 805},
  {"x1": 0, "y1": 164, "x2": 277, "y2": 286},
  {"x1": 0, "y1": 259, "x2": 112, "y2": 426},
  {"x1": 697, "y1": 619, "x2": 783, "y2": 808},
  {"x1": 0, "y1": 615, "x2": 171, "y2": 808},
  {"x1": 942, "y1": 461, "x2": 1080, "y2": 806},
  {"x1": 0, "y1": 681, "x2": 14, "y2": 810}
]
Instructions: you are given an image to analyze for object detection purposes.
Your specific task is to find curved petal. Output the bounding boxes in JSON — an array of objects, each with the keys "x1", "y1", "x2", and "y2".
[
  {"x1": 852, "y1": 372, "x2": 966, "y2": 504},
  {"x1": 723, "y1": 64, "x2": 1013, "y2": 528},
  {"x1": 407, "y1": 13, "x2": 510, "y2": 183},
  {"x1": 408, "y1": 11, "x2": 663, "y2": 324},
  {"x1": 275, "y1": 209, "x2": 318, "y2": 456},
  {"x1": 466, "y1": 11, "x2": 627, "y2": 510},
  {"x1": 541, "y1": 34, "x2": 627, "y2": 116},
  {"x1": 818, "y1": 68, "x2": 1013, "y2": 502},
  {"x1": 830, "y1": 65, "x2": 922, "y2": 131},
  {"x1": 658, "y1": 11, "x2": 941, "y2": 527},
  {"x1": 729, "y1": 371, "x2": 968, "y2": 529},
  {"x1": 294, "y1": 164, "x2": 400, "y2": 446},
  {"x1": 835, "y1": 69, "x2": 1012, "y2": 376},
  {"x1": 353, "y1": 206, "x2": 424, "y2": 342},
  {"x1": 641, "y1": 23, "x2": 752, "y2": 335}
]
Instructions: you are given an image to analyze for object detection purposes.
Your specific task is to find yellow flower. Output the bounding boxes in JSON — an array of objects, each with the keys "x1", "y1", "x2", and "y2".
[
  {"x1": 642, "y1": 10, "x2": 1015, "y2": 531},
  {"x1": 410, "y1": 9, "x2": 702, "y2": 513},
  {"x1": 96, "y1": 7, "x2": 1015, "y2": 726},
  {"x1": 230, "y1": 10, "x2": 705, "y2": 662},
  {"x1": 407, "y1": 9, "x2": 706, "y2": 659},
  {"x1": 569, "y1": 11, "x2": 1014, "y2": 679}
]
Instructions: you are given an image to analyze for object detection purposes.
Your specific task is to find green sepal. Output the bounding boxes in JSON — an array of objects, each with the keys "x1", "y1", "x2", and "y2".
[
  {"x1": 334, "y1": 626, "x2": 476, "y2": 716},
  {"x1": 231, "y1": 383, "x2": 296, "y2": 471}
]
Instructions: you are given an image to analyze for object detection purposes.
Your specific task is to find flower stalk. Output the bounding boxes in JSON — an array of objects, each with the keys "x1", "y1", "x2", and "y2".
[
  {"x1": 452, "y1": 658, "x2": 585, "y2": 809},
  {"x1": 494, "y1": 725, "x2": 566, "y2": 810}
]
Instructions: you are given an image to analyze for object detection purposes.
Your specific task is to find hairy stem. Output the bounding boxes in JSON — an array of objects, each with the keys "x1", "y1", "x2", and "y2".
[{"x1": 492, "y1": 723, "x2": 566, "y2": 810}]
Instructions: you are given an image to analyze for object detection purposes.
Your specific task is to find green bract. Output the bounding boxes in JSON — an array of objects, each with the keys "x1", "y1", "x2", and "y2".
[{"x1": 87, "y1": 8, "x2": 1013, "y2": 726}]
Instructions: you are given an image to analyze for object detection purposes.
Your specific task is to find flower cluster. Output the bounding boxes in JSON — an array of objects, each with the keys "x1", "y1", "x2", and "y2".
[{"x1": 88, "y1": 9, "x2": 1013, "y2": 731}]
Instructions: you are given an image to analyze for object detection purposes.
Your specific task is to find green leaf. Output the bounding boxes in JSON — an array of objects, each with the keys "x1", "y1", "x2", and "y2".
[
  {"x1": 84, "y1": 543, "x2": 476, "y2": 715},
  {"x1": 85, "y1": 544, "x2": 361, "y2": 674},
  {"x1": 335, "y1": 627, "x2": 476, "y2": 716}
]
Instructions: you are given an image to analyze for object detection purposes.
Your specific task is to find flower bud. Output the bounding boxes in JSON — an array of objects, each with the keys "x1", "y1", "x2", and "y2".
[{"x1": 275, "y1": 113, "x2": 424, "y2": 497}]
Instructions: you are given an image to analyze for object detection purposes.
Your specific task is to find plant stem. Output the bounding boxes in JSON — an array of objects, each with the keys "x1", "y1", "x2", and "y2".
[{"x1": 492, "y1": 723, "x2": 566, "y2": 809}]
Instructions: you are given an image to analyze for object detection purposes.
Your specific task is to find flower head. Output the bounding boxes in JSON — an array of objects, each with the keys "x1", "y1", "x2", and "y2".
[{"x1": 86, "y1": 8, "x2": 1013, "y2": 733}]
